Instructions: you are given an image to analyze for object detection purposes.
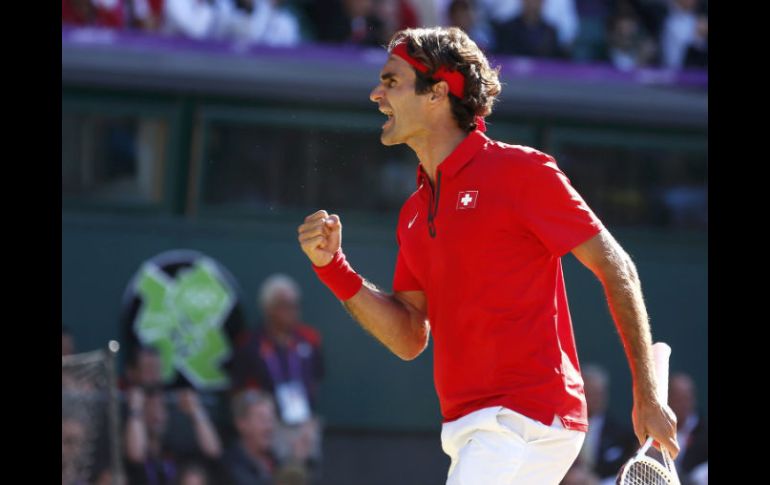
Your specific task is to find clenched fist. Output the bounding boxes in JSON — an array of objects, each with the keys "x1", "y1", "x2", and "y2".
[{"x1": 298, "y1": 209, "x2": 342, "y2": 267}]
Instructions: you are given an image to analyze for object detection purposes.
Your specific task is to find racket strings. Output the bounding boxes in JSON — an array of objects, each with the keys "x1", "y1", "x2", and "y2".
[{"x1": 623, "y1": 460, "x2": 673, "y2": 485}]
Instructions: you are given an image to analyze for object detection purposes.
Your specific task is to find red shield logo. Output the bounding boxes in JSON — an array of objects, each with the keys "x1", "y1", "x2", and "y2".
[{"x1": 456, "y1": 191, "x2": 478, "y2": 210}]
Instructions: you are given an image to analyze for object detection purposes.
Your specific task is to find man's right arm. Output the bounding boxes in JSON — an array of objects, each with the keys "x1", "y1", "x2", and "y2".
[
  {"x1": 298, "y1": 210, "x2": 430, "y2": 361},
  {"x1": 342, "y1": 286, "x2": 429, "y2": 361}
]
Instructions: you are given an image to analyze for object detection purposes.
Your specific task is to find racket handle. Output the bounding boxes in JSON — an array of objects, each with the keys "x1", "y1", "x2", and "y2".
[{"x1": 637, "y1": 437, "x2": 654, "y2": 457}]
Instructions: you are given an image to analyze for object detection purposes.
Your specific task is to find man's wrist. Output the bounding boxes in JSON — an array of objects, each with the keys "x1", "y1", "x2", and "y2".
[
  {"x1": 312, "y1": 249, "x2": 364, "y2": 301},
  {"x1": 633, "y1": 382, "x2": 660, "y2": 403}
]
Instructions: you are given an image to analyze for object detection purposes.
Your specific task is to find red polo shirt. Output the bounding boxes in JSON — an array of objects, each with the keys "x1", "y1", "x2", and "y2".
[{"x1": 392, "y1": 129, "x2": 604, "y2": 432}]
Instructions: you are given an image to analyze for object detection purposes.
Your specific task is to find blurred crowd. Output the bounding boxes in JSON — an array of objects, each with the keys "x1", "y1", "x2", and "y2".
[
  {"x1": 62, "y1": 0, "x2": 707, "y2": 71},
  {"x1": 63, "y1": 273, "x2": 324, "y2": 485}
]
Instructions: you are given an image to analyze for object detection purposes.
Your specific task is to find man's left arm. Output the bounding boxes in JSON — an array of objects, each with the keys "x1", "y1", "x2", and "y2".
[{"x1": 571, "y1": 229, "x2": 680, "y2": 458}]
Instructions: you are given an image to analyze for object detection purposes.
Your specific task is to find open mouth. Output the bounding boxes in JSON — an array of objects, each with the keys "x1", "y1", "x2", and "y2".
[{"x1": 380, "y1": 108, "x2": 394, "y2": 130}]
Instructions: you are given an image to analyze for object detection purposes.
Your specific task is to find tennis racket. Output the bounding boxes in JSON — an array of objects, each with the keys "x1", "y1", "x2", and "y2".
[{"x1": 616, "y1": 342, "x2": 681, "y2": 485}]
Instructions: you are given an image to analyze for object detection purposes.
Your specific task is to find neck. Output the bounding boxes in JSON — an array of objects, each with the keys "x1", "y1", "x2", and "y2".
[
  {"x1": 242, "y1": 437, "x2": 270, "y2": 463},
  {"x1": 266, "y1": 323, "x2": 291, "y2": 346},
  {"x1": 408, "y1": 122, "x2": 468, "y2": 186}
]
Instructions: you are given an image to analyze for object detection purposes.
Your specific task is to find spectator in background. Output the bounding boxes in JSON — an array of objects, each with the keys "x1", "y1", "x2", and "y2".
[
  {"x1": 230, "y1": 274, "x2": 324, "y2": 416},
  {"x1": 477, "y1": 0, "x2": 579, "y2": 51},
  {"x1": 63, "y1": 393, "x2": 115, "y2": 485},
  {"x1": 129, "y1": 0, "x2": 165, "y2": 32},
  {"x1": 311, "y1": 0, "x2": 384, "y2": 45},
  {"x1": 162, "y1": 0, "x2": 235, "y2": 39},
  {"x1": 579, "y1": 365, "x2": 637, "y2": 482},
  {"x1": 121, "y1": 345, "x2": 164, "y2": 391},
  {"x1": 660, "y1": 0, "x2": 700, "y2": 69},
  {"x1": 491, "y1": 0, "x2": 565, "y2": 59},
  {"x1": 62, "y1": 0, "x2": 126, "y2": 28},
  {"x1": 628, "y1": 0, "x2": 670, "y2": 41},
  {"x1": 124, "y1": 386, "x2": 223, "y2": 484},
  {"x1": 669, "y1": 372, "x2": 708, "y2": 484},
  {"x1": 226, "y1": 0, "x2": 302, "y2": 46},
  {"x1": 606, "y1": 6, "x2": 658, "y2": 71},
  {"x1": 177, "y1": 462, "x2": 211, "y2": 485},
  {"x1": 62, "y1": 325, "x2": 75, "y2": 356},
  {"x1": 229, "y1": 273, "x2": 324, "y2": 473},
  {"x1": 682, "y1": 13, "x2": 707, "y2": 68},
  {"x1": 447, "y1": 0, "x2": 494, "y2": 52},
  {"x1": 571, "y1": 0, "x2": 612, "y2": 62},
  {"x1": 120, "y1": 345, "x2": 228, "y2": 481},
  {"x1": 62, "y1": 415, "x2": 89, "y2": 485},
  {"x1": 223, "y1": 389, "x2": 281, "y2": 485}
]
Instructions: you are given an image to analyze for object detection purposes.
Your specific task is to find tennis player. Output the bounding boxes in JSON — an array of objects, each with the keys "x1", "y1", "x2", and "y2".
[{"x1": 297, "y1": 26, "x2": 679, "y2": 484}]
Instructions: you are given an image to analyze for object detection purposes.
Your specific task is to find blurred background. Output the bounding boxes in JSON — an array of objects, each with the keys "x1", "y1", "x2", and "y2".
[{"x1": 61, "y1": 1, "x2": 707, "y2": 484}]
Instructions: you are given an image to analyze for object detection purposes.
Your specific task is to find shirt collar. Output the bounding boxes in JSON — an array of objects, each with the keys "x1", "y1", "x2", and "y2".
[{"x1": 415, "y1": 129, "x2": 488, "y2": 186}]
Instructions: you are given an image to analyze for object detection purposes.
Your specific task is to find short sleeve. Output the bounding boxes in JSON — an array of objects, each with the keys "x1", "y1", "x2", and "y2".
[
  {"x1": 392, "y1": 231, "x2": 423, "y2": 292},
  {"x1": 516, "y1": 157, "x2": 604, "y2": 256}
]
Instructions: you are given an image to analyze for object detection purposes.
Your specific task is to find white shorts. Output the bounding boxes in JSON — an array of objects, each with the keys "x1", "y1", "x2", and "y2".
[{"x1": 441, "y1": 406, "x2": 585, "y2": 485}]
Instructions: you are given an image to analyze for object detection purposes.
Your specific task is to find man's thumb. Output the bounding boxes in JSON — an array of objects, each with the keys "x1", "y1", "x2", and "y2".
[{"x1": 325, "y1": 214, "x2": 341, "y2": 229}]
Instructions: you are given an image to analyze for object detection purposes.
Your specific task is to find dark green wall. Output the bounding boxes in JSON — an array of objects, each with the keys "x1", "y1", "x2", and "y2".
[{"x1": 62, "y1": 213, "x2": 707, "y2": 431}]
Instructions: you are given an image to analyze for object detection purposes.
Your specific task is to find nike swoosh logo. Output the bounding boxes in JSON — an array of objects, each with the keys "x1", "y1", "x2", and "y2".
[{"x1": 408, "y1": 211, "x2": 419, "y2": 229}]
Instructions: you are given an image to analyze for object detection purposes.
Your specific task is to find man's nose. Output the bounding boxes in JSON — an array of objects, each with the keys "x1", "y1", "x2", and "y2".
[{"x1": 370, "y1": 84, "x2": 383, "y2": 103}]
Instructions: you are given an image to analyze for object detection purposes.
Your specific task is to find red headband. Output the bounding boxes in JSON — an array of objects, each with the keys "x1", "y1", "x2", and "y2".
[
  {"x1": 390, "y1": 42, "x2": 486, "y2": 132},
  {"x1": 391, "y1": 42, "x2": 466, "y2": 99}
]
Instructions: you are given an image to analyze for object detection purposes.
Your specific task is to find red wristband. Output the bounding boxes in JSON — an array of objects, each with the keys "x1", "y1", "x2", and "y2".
[{"x1": 312, "y1": 249, "x2": 364, "y2": 301}]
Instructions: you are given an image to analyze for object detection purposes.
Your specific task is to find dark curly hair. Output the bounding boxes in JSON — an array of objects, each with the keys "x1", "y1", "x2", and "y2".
[{"x1": 387, "y1": 27, "x2": 502, "y2": 132}]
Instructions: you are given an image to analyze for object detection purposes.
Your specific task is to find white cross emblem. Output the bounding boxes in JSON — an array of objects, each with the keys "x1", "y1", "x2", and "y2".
[{"x1": 456, "y1": 190, "x2": 478, "y2": 210}]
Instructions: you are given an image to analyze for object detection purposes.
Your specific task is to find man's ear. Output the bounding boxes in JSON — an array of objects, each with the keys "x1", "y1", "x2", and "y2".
[{"x1": 430, "y1": 81, "x2": 450, "y2": 102}]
